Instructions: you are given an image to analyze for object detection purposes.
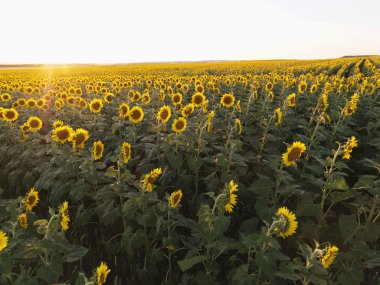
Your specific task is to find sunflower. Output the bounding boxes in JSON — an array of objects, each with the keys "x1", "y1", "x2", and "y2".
[
  {"x1": 72, "y1": 128, "x2": 89, "y2": 149},
  {"x1": 18, "y1": 98, "x2": 26, "y2": 106},
  {"x1": 181, "y1": 103, "x2": 194, "y2": 118},
  {"x1": 171, "y1": 92, "x2": 182, "y2": 105},
  {"x1": 129, "y1": 106, "x2": 144, "y2": 123},
  {"x1": 225, "y1": 180, "x2": 238, "y2": 213},
  {"x1": 157, "y1": 105, "x2": 171, "y2": 123},
  {"x1": 2, "y1": 108, "x2": 19, "y2": 122},
  {"x1": 141, "y1": 168, "x2": 162, "y2": 192},
  {"x1": 97, "y1": 262, "x2": 111, "y2": 285},
  {"x1": 342, "y1": 136, "x2": 358, "y2": 160},
  {"x1": 27, "y1": 99, "x2": 36, "y2": 108},
  {"x1": 0, "y1": 231, "x2": 8, "y2": 252},
  {"x1": 104, "y1": 93, "x2": 114, "y2": 103},
  {"x1": 191, "y1": 92, "x2": 206, "y2": 107},
  {"x1": 52, "y1": 125, "x2": 74, "y2": 143},
  {"x1": 67, "y1": 96, "x2": 76, "y2": 106},
  {"x1": 121, "y1": 142, "x2": 131, "y2": 163},
  {"x1": 298, "y1": 81, "x2": 307, "y2": 94},
  {"x1": 26, "y1": 116, "x2": 43, "y2": 131},
  {"x1": 54, "y1": 99, "x2": 63, "y2": 110},
  {"x1": 282, "y1": 141, "x2": 306, "y2": 167},
  {"x1": 89, "y1": 99, "x2": 103, "y2": 113},
  {"x1": 321, "y1": 93, "x2": 329, "y2": 111},
  {"x1": 23, "y1": 187, "x2": 39, "y2": 212},
  {"x1": 220, "y1": 93, "x2": 235, "y2": 108},
  {"x1": 274, "y1": 207, "x2": 298, "y2": 238},
  {"x1": 265, "y1": 82, "x2": 273, "y2": 91},
  {"x1": 236, "y1": 100, "x2": 242, "y2": 113},
  {"x1": 119, "y1": 103, "x2": 130, "y2": 118},
  {"x1": 274, "y1": 108, "x2": 282, "y2": 126},
  {"x1": 203, "y1": 100, "x2": 209, "y2": 113},
  {"x1": 195, "y1": 84, "x2": 204, "y2": 93},
  {"x1": 93, "y1": 141, "x2": 104, "y2": 160},
  {"x1": 1, "y1": 93, "x2": 11, "y2": 101},
  {"x1": 343, "y1": 93, "x2": 359, "y2": 116},
  {"x1": 19, "y1": 213, "x2": 28, "y2": 229},
  {"x1": 169, "y1": 190, "x2": 183, "y2": 209},
  {"x1": 142, "y1": 93, "x2": 151, "y2": 105},
  {"x1": 53, "y1": 120, "x2": 64, "y2": 129},
  {"x1": 310, "y1": 84, "x2": 318, "y2": 93},
  {"x1": 172, "y1": 117, "x2": 187, "y2": 133},
  {"x1": 286, "y1": 93, "x2": 296, "y2": 107},
  {"x1": 321, "y1": 245, "x2": 339, "y2": 269},
  {"x1": 235, "y1": 119, "x2": 242, "y2": 135},
  {"x1": 60, "y1": 201, "x2": 70, "y2": 231},
  {"x1": 207, "y1": 111, "x2": 215, "y2": 133}
]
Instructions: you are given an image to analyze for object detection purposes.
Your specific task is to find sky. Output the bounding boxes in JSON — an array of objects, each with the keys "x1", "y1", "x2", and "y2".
[{"x1": 0, "y1": 0, "x2": 379, "y2": 64}]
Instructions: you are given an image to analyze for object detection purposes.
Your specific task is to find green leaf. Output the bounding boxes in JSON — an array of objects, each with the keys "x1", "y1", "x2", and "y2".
[
  {"x1": 64, "y1": 245, "x2": 89, "y2": 262},
  {"x1": 178, "y1": 255, "x2": 210, "y2": 272},
  {"x1": 325, "y1": 175, "x2": 349, "y2": 190}
]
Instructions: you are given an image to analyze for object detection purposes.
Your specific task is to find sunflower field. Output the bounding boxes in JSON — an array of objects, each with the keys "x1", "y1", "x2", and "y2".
[{"x1": 0, "y1": 57, "x2": 380, "y2": 285}]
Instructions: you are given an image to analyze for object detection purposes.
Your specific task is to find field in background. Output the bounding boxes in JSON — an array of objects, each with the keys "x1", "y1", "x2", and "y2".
[{"x1": 0, "y1": 57, "x2": 379, "y2": 284}]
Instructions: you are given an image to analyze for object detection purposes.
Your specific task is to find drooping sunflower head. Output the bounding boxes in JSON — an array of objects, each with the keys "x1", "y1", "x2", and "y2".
[
  {"x1": 274, "y1": 108, "x2": 282, "y2": 126},
  {"x1": 157, "y1": 105, "x2": 171, "y2": 123},
  {"x1": 93, "y1": 141, "x2": 104, "y2": 161},
  {"x1": 141, "y1": 168, "x2": 163, "y2": 192},
  {"x1": 181, "y1": 103, "x2": 195, "y2": 118},
  {"x1": 60, "y1": 201, "x2": 70, "y2": 232},
  {"x1": 72, "y1": 128, "x2": 89, "y2": 149},
  {"x1": 220, "y1": 93, "x2": 235, "y2": 108},
  {"x1": 282, "y1": 141, "x2": 307, "y2": 167},
  {"x1": 26, "y1": 116, "x2": 43, "y2": 131},
  {"x1": 191, "y1": 92, "x2": 206, "y2": 107},
  {"x1": 342, "y1": 136, "x2": 358, "y2": 160},
  {"x1": 52, "y1": 125, "x2": 74, "y2": 143},
  {"x1": 321, "y1": 245, "x2": 339, "y2": 269},
  {"x1": 2, "y1": 108, "x2": 19, "y2": 122},
  {"x1": 225, "y1": 180, "x2": 238, "y2": 213},
  {"x1": 22, "y1": 187, "x2": 39, "y2": 212},
  {"x1": 273, "y1": 207, "x2": 298, "y2": 238},
  {"x1": 18, "y1": 213, "x2": 28, "y2": 229},
  {"x1": 172, "y1": 117, "x2": 187, "y2": 133},
  {"x1": 169, "y1": 190, "x2": 183, "y2": 209},
  {"x1": 121, "y1": 142, "x2": 132, "y2": 163},
  {"x1": 0, "y1": 230, "x2": 8, "y2": 252},
  {"x1": 97, "y1": 262, "x2": 111, "y2": 285},
  {"x1": 119, "y1": 103, "x2": 130, "y2": 118},
  {"x1": 89, "y1": 99, "x2": 103, "y2": 113},
  {"x1": 129, "y1": 106, "x2": 144, "y2": 123}
]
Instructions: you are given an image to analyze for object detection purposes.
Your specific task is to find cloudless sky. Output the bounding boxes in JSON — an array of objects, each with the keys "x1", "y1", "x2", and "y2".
[{"x1": 0, "y1": 0, "x2": 379, "y2": 64}]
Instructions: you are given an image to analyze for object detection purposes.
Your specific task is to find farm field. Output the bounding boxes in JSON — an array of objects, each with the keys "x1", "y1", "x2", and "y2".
[{"x1": 0, "y1": 57, "x2": 380, "y2": 284}]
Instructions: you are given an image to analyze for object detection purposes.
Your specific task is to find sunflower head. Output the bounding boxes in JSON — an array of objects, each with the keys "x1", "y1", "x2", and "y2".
[
  {"x1": 89, "y1": 99, "x2": 103, "y2": 113},
  {"x1": 121, "y1": 142, "x2": 131, "y2": 163},
  {"x1": 97, "y1": 262, "x2": 111, "y2": 285},
  {"x1": 274, "y1": 108, "x2": 282, "y2": 126},
  {"x1": 172, "y1": 117, "x2": 187, "y2": 133},
  {"x1": 104, "y1": 93, "x2": 115, "y2": 104},
  {"x1": 18, "y1": 213, "x2": 28, "y2": 229},
  {"x1": 169, "y1": 190, "x2": 183, "y2": 209},
  {"x1": 72, "y1": 128, "x2": 89, "y2": 149},
  {"x1": 220, "y1": 93, "x2": 235, "y2": 108},
  {"x1": 23, "y1": 187, "x2": 39, "y2": 212},
  {"x1": 2, "y1": 108, "x2": 19, "y2": 122},
  {"x1": 119, "y1": 103, "x2": 130, "y2": 118},
  {"x1": 157, "y1": 105, "x2": 171, "y2": 123},
  {"x1": 129, "y1": 106, "x2": 144, "y2": 123},
  {"x1": 52, "y1": 125, "x2": 74, "y2": 143},
  {"x1": 191, "y1": 92, "x2": 206, "y2": 107},
  {"x1": 141, "y1": 168, "x2": 163, "y2": 192},
  {"x1": 181, "y1": 103, "x2": 195, "y2": 118},
  {"x1": 0, "y1": 230, "x2": 8, "y2": 252},
  {"x1": 26, "y1": 116, "x2": 43, "y2": 131},
  {"x1": 321, "y1": 245, "x2": 339, "y2": 269},
  {"x1": 172, "y1": 93, "x2": 182, "y2": 105},
  {"x1": 225, "y1": 180, "x2": 238, "y2": 213},
  {"x1": 273, "y1": 207, "x2": 298, "y2": 238},
  {"x1": 93, "y1": 141, "x2": 104, "y2": 161},
  {"x1": 286, "y1": 93, "x2": 296, "y2": 107},
  {"x1": 282, "y1": 141, "x2": 307, "y2": 167},
  {"x1": 298, "y1": 81, "x2": 308, "y2": 94},
  {"x1": 60, "y1": 201, "x2": 70, "y2": 231}
]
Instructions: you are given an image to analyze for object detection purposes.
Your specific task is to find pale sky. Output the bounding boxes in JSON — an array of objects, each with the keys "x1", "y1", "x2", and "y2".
[{"x1": 0, "y1": 0, "x2": 379, "y2": 64}]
